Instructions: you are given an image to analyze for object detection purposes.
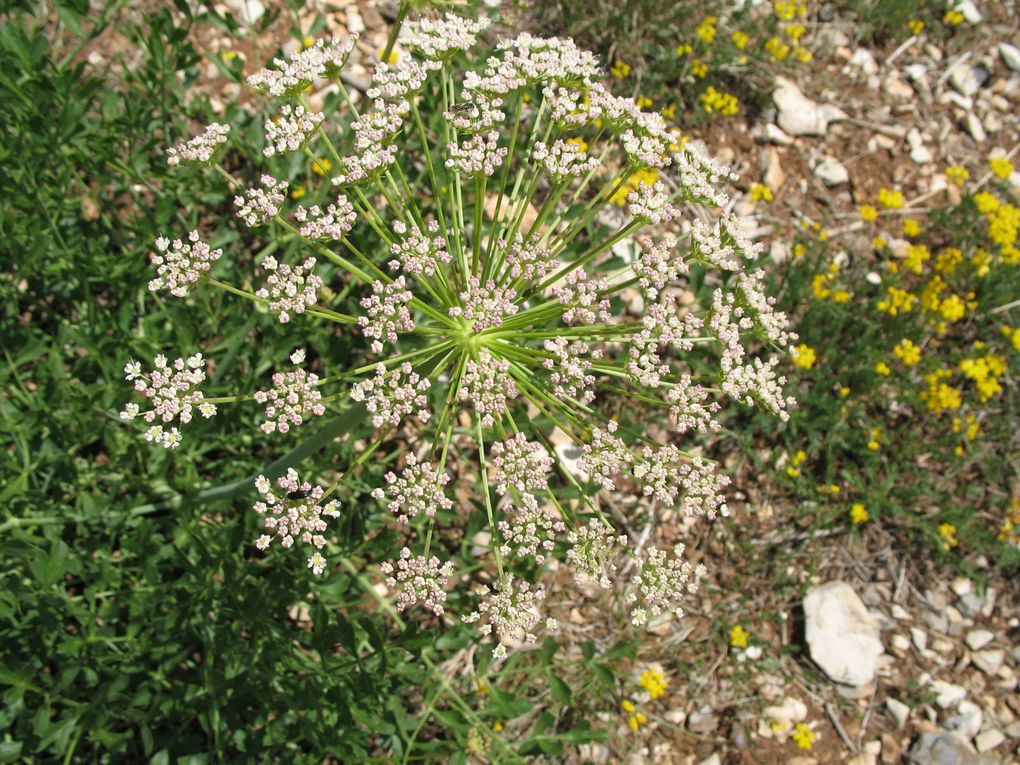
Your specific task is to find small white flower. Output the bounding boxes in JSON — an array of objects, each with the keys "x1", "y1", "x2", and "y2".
[
  {"x1": 124, "y1": 361, "x2": 142, "y2": 381},
  {"x1": 290, "y1": 348, "x2": 307, "y2": 364},
  {"x1": 198, "y1": 402, "x2": 217, "y2": 418},
  {"x1": 144, "y1": 425, "x2": 163, "y2": 442},
  {"x1": 120, "y1": 403, "x2": 139, "y2": 420},
  {"x1": 308, "y1": 553, "x2": 327, "y2": 575},
  {"x1": 256, "y1": 535, "x2": 272, "y2": 550}
]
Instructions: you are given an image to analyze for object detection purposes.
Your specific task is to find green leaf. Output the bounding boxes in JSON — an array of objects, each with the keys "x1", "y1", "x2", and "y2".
[{"x1": 548, "y1": 673, "x2": 572, "y2": 705}]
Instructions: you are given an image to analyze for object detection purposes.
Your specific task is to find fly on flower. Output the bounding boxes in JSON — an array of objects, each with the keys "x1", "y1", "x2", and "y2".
[{"x1": 141, "y1": 12, "x2": 796, "y2": 663}]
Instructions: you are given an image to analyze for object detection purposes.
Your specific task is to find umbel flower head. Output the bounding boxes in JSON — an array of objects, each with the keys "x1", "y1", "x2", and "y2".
[{"x1": 129, "y1": 15, "x2": 795, "y2": 662}]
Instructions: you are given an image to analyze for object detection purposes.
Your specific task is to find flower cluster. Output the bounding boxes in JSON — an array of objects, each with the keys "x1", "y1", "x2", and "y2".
[
  {"x1": 371, "y1": 453, "x2": 453, "y2": 523},
  {"x1": 255, "y1": 256, "x2": 323, "y2": 323},
  {"x1": 121, "y1": 353, "x2": 215, "y2": 448},
  {"x1": 254, "y1": 350, "x2": 325, "y2": 434},
  {"x1": 253, "y1": 469, "x2": 341, "y2": 575},
  {"x1": 144, "y1": 21, "x2": 795, "y2": 665},
  {"x1": 381, "y1": 547, "x2": 455, "y2": 616},
  {"x1": 166, "y1": 122, "x2": 230, "y2": 166},
  {"x1": 148, "y1": 231, "x2": 223, "y2": 297}
]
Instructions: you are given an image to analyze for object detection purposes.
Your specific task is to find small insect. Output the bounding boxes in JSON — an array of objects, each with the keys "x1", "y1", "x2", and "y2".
[
  {"x1": 287, "y1": 488, "x2": 312, "y2": 501},
  {"x1": 448, "y1": 102, "x2": 474, "y2": 115}
]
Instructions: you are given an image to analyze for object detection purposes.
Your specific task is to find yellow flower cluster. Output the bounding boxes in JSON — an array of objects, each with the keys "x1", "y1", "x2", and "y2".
[
  {"x1": 920, "y1": 369, "x2": 962, "y2": 413},
  {"x1": 904, "y1": 243, "x2": 930, "y2": 274},
  {"x1": 812, "y1": 263, "x2": 851, "y2": 302},
  {"x1": 1002, "y1": 325, "x2": 1020, "y2": 352},
  {"x1": 696, "y1": 16, "x2": 717, "y2": 44},
  {"x1": 751, "y1": 183, "x2": 774, "y2": 202},
  {"x1": 959, "y1": 353, "x2": 1007, "y2": 401},
  {"x1": 867, "y1": 427, "x2": 883, "y2": 451},
  {"x1": 877, "y1": 286, "x2": 916, "y2": 315},
  {"x1": 989, "y1": 158, "x2": 1014, "y2": 179},
  {"x1": 620, "y1": 699, "x2": 647, "y2": 731},
  {"x1": 877, "y1": 188, "x2": 905, "y2": 209},
  {"x1": 943, "y1": 9, "x2": 965, "y2": 26},
  {"x1": 907, "y1": 19, "x2": 925, "y2": 35},
  {"x1": 951, "y1": 413, "x2": 980, "y2": 441},
  {"x1": 729, "y1": 625, "x2": 750, "y2": 648},
  {"x1": 893, "y1": 338, "x2": 922, "y2": 366},
  {"x1": 774, "y1": 0, "x2": 807, "y2": 22},
  {"x1": 639, "y1": 668, "x2": 669, "y2": 700},
  {"x1": 700, "y1": 86, "x2": 739, "y2": 116},
  {"x1": 791, "y1": 343, "x2": 816, "y2": 369},
  {"x1": 850, "y1": 503, "x2": 869, "y2": 524},
  {"x1": 786, "y1": 449, "x2": 807, "y2": 477},
  {"x1": 935, "y1": 247, "x2": 963, "y2": 275},
  {"x1": 939, "y1": 522, "x2": 959, "y2": 550},
  {"x1": 610, "y1": 59, "x2": 631, "y2": 80},
  {"x1": 859, "y1": 204, "x2": 878, "y2": 222},
  {"x1": 946, "y1": 165, "x2": 969, "y2": 186},
  {"x1": 792, "y1": 723, "x2": 816, "y2": 750},
  {"x1": 998, "y1": 501, "x2": 1020, "y2": 544}
]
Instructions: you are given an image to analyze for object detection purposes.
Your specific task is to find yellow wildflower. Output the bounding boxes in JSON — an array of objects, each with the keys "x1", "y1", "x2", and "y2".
[
  {"x1": 939, "y1": 523, "x2": 959, "y2": 550},
  {"x1": 907, "y1": 19, "x2": 925, "y2": 35},
  {"x1": 859, "y1": 204, "x2": 878, "y2": 222},
  {"x1": 785, "y1": 450, "x2": 807, "y2": 478},
  {"x1": 943, "y1": 9, "x2": 965, "y2": 25},
  {"x1": 877, "y1": 188, "x2": 905, "y2": 209},
  {"x1": 636, "y1": 94, "x2": 654, "y2": 109},
  {"x1": 939, "y1": 294, "x2": 966, "y2": 322},
  {"x1": 921, "y1": 370, "x2": 962, "y2": 413},
  {"x1": 750, "y1": 183, "x2": 773, "y2": 202},
  {"x1": 973, "y1": 192, "x2": 1000, "y2": 214},
  {"x1": 873, "y1": 236, "x2": 888, "y2": 251},
  {"x1": 661, "y1": 103, "x2": 676, "y2": 120},
  {"x1": 610, "y1": 60, "x2": 631, "y2": 80},
  {"x1": 935, "y1": 247, "x2": 963, "y2": 274},
  {"x1": 639, "y1": 669, "x2": 669, "y2": 700},
  {"x1": 838, "y1": 386, "x2": 851, "y2": 398},
  {"x1": 691, "y1": 59, "x2": 708, "y2": 78},
  {"x1": 945, "y1": 165, "x2": 969, "y2": 186},
  {"x1": 791, "y1": 344, "x2": 816, "y2": 370},
  {"x1": 851, "y1": 504, "x2": 869, "y2": 524},
  {"x1": 794, "y1": 46, "x2": 813, "y2": 63},
  {"x1": 675, "y1": 43, "x2": 693, "y2": 57},
  {"x1": 1002, "y1": 325, "x2": 1020, "y2": 352},
  {"x1": 302, "y1": 36, "x2": 315, "y2": 49},
  {"x1": 793, "y1": 243, "x2": 806, "y2": 259},
  {"x1": 832, "y1": 290, "x2": 851, "y2": 303},
  {"x1": 989, "y1": 158, "x2": 1014, "y2": 179},
  {"x1": 792, "y1": 723, "x2": 816, "y2": 750},
  {"x1": 621, "y1": 700, "x2": 648, "y2": 731},
  {"x1": 731, "y1": 30, "x2": 750, "y2": 50},
  {"x1": 221, "y1": 50, "x2": 238, "y2": 62},
  {"x1": 696, "y1": 16, "x2": 718, "y2": 45},
  {"x1": 310, "y1": 157, "x2": 332, "y2": 176},
  {"x1": 867, "y1": 427, "x2": 882, "y2": 451},
  {"x1": 729, "y1": 625, "x2": 750, "y2": 648},
  {"x1": 774, "y1": 0, "x2": 806, "y2": 21},
  {"x1": 875, "y1": 361, "x2": 891, "y2": 376},
  {"x1": 893, "y1": 339, "x2": 922, "y2": 366},
  {"x1": 290, "y1": 184, "x2": 306, "y2": 200},
  {"x1": 765, "y1": 37, "x2": 791, "y2": 62},
  {"x1": 877, "y1": 287, "x2": 916, "y2": 316},
  {"x1": 903, "y1": 218, "x2": 922, "y2": 237}
]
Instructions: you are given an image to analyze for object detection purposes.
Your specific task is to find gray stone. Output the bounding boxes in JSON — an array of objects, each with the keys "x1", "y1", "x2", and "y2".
[
  {"x1": 773, "y1": 77, "x2": 847, "y2": 136},
  {"x1": 999, "y1": 43, "x2": 1020, "y2": 74},
  {"x1": 950, "y1": 65, "x2": 989, "y2": 98},
  {"x1": 804, "y1": 581, "x2": 883, "y2": 687},
  {"x1": 932, "y1": 680, "x2": 967, "y2": 709},
  {"x1": 886, "y1": 697, "x2": 910, "y2": 728},
  {"x1": 974, "y1": 730, "x2": 1004, "y2": 753},
  {"x1": 965, "y1": 630, "x2": 994, "y2": 651},
  {"x1": 814, "y1": 156, "x2": 849, "y2": 186},
  {"x1": 959, "y1": 592, "x2": 983, "y2": 618},
  {"x1": 687, "y1": 709, "x2": 719, "y2": 735},
  {"x1": 971, "y1": 649, "x2": 1005, "y2": 676},
  {"x1": 955, "y1": 0, "x2": 981, "y2": 23},
  {"x1": 965, "y1": 112, "x2": 987, "y2": 143},
  {"x1": 946, "y1": 700, "x2": 983, "y2": 740},
  {"x1": 906, "y1": 731, "x2": 987, "y2": 765}
]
